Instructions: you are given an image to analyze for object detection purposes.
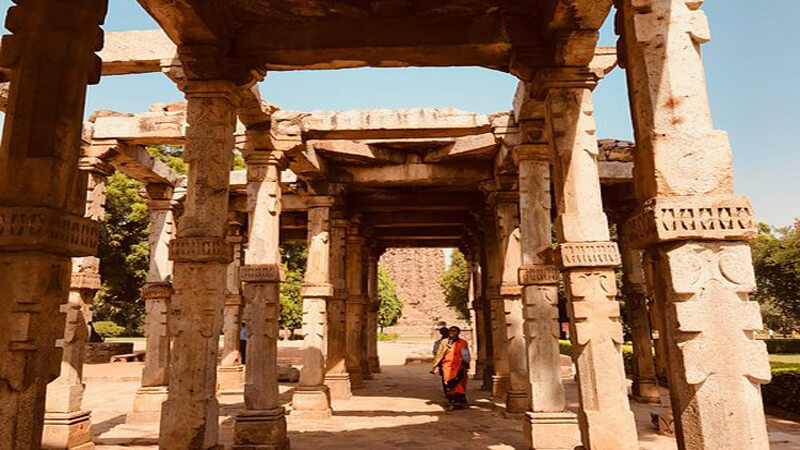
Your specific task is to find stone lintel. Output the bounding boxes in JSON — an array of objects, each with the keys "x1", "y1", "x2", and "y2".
[
  {"x1": 0, "y1": 206, "x2": 99, "y2": 257},
  {"x1": 168, "y1": 237, "x2": 233, "y2": 263},
  {"x1": 518, "y1": 264, "x2": 559, "y2": 285},
  {"x1": 300, "y1": 283, "x2": 334, "y2": 298},
  {"x1": 622, "y1": 195, "x2": 758, "y2": 249},
  {"x1": 555, "y1": 242, "x2": 621, "y2": 269},
  {"x1": 141, "y1": 281, "x2": 173, "y2": 299},
  {"x1": 239, "y1": 264, "x2": 283, "y2": 283}
]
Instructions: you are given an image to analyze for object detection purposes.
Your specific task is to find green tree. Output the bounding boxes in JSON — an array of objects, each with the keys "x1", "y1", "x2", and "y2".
[
  {"x1": 279, "y1": 242, "x2": 307, "y2": 335},
  {"x1": 146, "y1": 145, "x2": 186, "y2": 174},
  {"x1": 93, "y1": 172, "x2": 150, "y2": 334},
  {"x1": 751, "y1": 222, "x2": 800, "y2": 335},
  {"x1": 378, "y1": 265, "x2": 403, "y2": 330},
  {"x1": 441, "y1": 249, "x2": 470, "y2": 320}
]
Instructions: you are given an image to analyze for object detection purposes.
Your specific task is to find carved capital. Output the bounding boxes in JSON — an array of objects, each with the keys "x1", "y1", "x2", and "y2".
[
  {"x1": 622, "y1": 195, "x2": 758, "y2": 249},
  {"x1": 518, "y1": 264, "x2": 560, "y2": 285},
  {"x1": 168, "y1": 237, "x2": 233, "y2": 263},
  {"x1": 306, "y1": 196, "x2": 336, "y2": 209},
  {"x1": 514, "y1": 144, "x2": 552, "y2": 162},
  {"x1": 79, "y1": 156, "x2": 115, "y2": 177},
  {"x1": 240, "y1": 264, "x2": 282, "y2": 283},
  {"x1": 556, "y1": 242, "x2": 621, "y2": 269},
  {"x1": 532, "y1": 67, "x2": 599, "y2": 100},
  {"x1": 301, "y1": 282, "x2": 334, "y2": 298},
  {"x1": 142, "y1": 281, "x2": 173, "y2": 299},
  {"x1": 0, "y1": 206, "x2": 99, "y2": 257}
]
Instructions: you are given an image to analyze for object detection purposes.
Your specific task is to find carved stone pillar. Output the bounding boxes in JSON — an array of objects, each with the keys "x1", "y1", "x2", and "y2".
[
  {"x1": 324, "y1": 211, "x2": 352, "y2": 399},
  {"x1": 618, "y1": 1, "x2": 770, "y2": 447},
  {"x1": 539, "y1": 69, "x2": 638, "y2": 448},
  {"x1": 158, "y1": 81, "x2": 240, "y2": 449},
  {"x1": 130, "y1": 184, "x2": 175, "y2": 422},
  {"x1": 644, "y1": 252, "x2": 669, "y2": 384},
  {"x1": 218, "y1": 215, "x2": 246, "y2": 392},
  {"x1": 366, "y1": 247, "x2": 381, "y2": 374},
  {"x1": 492, "y1": 193, "x2": 529, "y2": 414},
  {"x1": 292, "y1": 196, "x2": 334, "y2": 418},
  {"x1": 516, "y1": 144, "x2": 580, "y2": 449},
  {"x1": 483, "y1": 209, "x2": 509, "y2": 401},
  {"x1": 0, "y1": 2, "x2": 106, "y2": 448},
  {"x1": 478, "y1": 249, "x2": 495, "y2": 390},
  {"x1": 619, "y1": 243, "x2": 660, "y2": 404},
  {"x1": 345, "y1": 222, "x2": 367, "y2": 386},
  {"x1": 467, "y1": 257, "x2": 484, "y2": 379},
  {"x1": 234, "y1": 148, "x2": 289, "y2": 448}
]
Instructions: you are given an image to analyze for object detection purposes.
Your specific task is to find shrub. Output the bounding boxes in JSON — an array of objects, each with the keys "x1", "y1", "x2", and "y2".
[
  {"x1": 378, "y1": 332, "x2": 399, "y2": 342},
  {"x1": 765, "y1": 339, "x2": 800, "y2": 354},
  {"x1": 94, "y1": 321, "x2": 125, "y2": 338},
  {"x1": 763, "y1": 369, "x2": 800, "y2": 413}
]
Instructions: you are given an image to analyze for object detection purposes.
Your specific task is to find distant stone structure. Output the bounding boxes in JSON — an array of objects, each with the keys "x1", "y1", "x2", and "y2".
[{"x1": 380, "y1": 248, "x2": 464, "y2": 335}]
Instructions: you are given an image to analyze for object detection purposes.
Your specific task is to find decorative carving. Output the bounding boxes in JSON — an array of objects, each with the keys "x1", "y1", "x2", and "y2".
[
  {"x1": 623, "y1": 195, "x2": 757, "y2": 248},
  {"x1": 518, "y1": 264, "x2": 559, "y2": 285},
  {"x1": 240, "y1": 264, "x2": 282, "y2": 283},
  {"x1": 168, "y1": 237, "x2": 233, "y2": 263},
  {"x1": 556, "y1": 242, "x2": 621, "y2": 268},
  {"x1": 568, "y1": 271, "x2": 624, "y2": 347},
  {"x1": 70, "y1": 272, "x2": 101, "y2": 291},
  {"x1": 141, "y1": 282, "x2": 173, "y2": 299},
  {"x1": 0, "y1": 206, "x2": 99, "y2": 257}
]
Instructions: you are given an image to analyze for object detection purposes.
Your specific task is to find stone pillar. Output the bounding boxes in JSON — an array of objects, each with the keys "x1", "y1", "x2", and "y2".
[
  {"x1": 324, "y1": 210, "x2": 352, "y2": 399},
  {"x1": 43, "y1": 159, "x2": 111, "y2": 449},
  {"x1": 0, "y1": 1, "x2": 106, "y2": 448},
  {"x1": 234, "y1": 148, "x2": 289, "y2": 448},
  {"x1": 617, "y1": 1, "x2": 770, "y2": 447},
  {"x1": 130, "y1": 184, "x2": 175, "y2": 422},
  {"x1": 539, "y1": 68, "x2": 638, "y2": 449},
  {"x1": 483, "y1": 210, "x2": 510, "y2": 401},
  {"x1": 492, "y1": 193, "x2": 529, "y2": 414},
  {"x1": 292, "y1": 196, "x2": 334, "y2": 418},
  {"x1": 516, "y1": 144, "x2": 580, "y2": 449},
  {"x1": 158, "y1": 81, "x2": 240, "y2": 449},
  {"x1": 466, "y1": 257, "x2": 483, "y2": 379},
  {"x1": 644, "y1": 252, "x2": 669, "y2": 384},
  {"x1": 366, "y1": 247, "x2": 381, "y2": 374},
  {"x1": 345, "y1": 222, "x2": 367, "y2": 386},
  {"x1": 619, "y1": 243, "x2": 660, "y2": 404},
  {"x1": 479, "y1": 247, "x2": 495, "y2": 391},
  {"x1": 218, "y1": 215, "x2": 246, "y2": 392}
]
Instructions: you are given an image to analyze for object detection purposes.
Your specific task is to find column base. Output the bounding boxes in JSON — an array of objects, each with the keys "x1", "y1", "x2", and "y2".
[
  {"x1": 233, "y1": 407, "x2": 289, "y2": 450},
  {"x1": 368, "y1": 357, "x2": 381, "y2": 374},
  {"x1": 631, "y1": 378, "x2": 661, "y2": 404},
  {"x1": 128, "y1": 386, "x2": 168, "y2": 423},
  {"x1": 324, "y1": 373, "x2": 352, "y2": 400},
  {"x1": 42, "y1": 410, "x2": 94, "y2": 450},
  {"x1": 361, "y1": 363, "x2": 373, "y2": 381},
  {"x1": 492, "y1": 375, "x2": 509, "y2": 400},
  {"x1": 218, "y1": 365, "x2": 246, "y2": 393},
  {"x1": 291, "y1": 386, "x2": 332, "y2": 419},
  {"x1": 505, "y1": 389, "x2": 530, "y2": 414},
  {"x1": 523, "y1": 411, "x2": 581, "y2": 450},
  {"x1": 650, "y1": 410, "x2": 675, "y2": 437},
  {"x1": 347, "y1": 366, "x2": 364, "y2": 386},
  {"x1": 472, "y1": 361, "x2": 485, "y2": 380}
]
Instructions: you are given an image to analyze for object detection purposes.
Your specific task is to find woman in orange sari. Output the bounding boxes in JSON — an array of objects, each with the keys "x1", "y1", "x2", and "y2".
[{"x1": 431, "y1": 326, "x2": 470, "y2": 409}]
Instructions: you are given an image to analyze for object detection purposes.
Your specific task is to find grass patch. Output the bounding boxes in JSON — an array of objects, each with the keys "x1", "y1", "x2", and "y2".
[
  {"x1": 378, "y1": 332, "x2": 399, "y2": 342},
  {"x1": 770, "y1": 354, "x2": 800, "y2": 371}
]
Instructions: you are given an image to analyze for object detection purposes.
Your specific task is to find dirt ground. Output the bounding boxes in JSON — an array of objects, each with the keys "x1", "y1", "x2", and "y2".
[{"x1": 82, "y1": 341, "x2": 800, "y2": 449}]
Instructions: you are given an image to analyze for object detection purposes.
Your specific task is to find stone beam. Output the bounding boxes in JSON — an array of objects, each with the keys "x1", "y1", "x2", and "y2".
[
  {"x1": 350, "y1": 192, "x2": 482, "y2": 212},
  {"x1": 372, "y1": 226, "x2": 465, "y2": 240},
  {"x1": 374, "y1": 238, "x2": 464, "y2": 248},
  {"x1": 364, "y1": 211, "x2": 469, "y2": 228},
  {"x1": 421, "y1": 133, "x2": 499, "y2": 163},
  {"x1": 309, "y1": 140, "x2": 406, "y2": 164},
  {"x1": 233, "y1": 14, "x2": 540, "y2": 71},
  {"x1": 598, "y1": 161, "x2": 633, "y2": 184},
  {"x1": 136, "y1": 0, "x2": 231, "y2": 45},
  {"x1": 84, "y1": 139, "x2": 180, "y2": 186},
  {"x1": 99, "y1": 29, "x2": 177, "y2": 75},
  {"x1": 342, "y1": 160, "x2": 492, "y2": 187},
  {"x1": 92, "y1": 111, "x2": 187, "y2": 145}
]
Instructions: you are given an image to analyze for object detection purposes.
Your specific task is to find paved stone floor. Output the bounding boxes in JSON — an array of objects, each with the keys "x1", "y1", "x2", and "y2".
[{"x1": 83, "y1": 341, "x2": 800, "y2": 449}]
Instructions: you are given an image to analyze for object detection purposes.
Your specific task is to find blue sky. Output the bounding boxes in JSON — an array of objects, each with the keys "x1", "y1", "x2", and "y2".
[{"x1": 2, "y1": 1, "x2": 798, "y2": 227}]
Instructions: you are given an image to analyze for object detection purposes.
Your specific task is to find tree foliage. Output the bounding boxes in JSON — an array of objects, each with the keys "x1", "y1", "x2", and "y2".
[
  {"x1": 146, "y1": 145, "x2": 186, "y2": 174},
  {"x1": 279, "y1": 242, "x2": 307, "y2": 333},
  {"x1": 751, "y1": 222, "x2": 800, "y2": 335},
  {"x1": 378, "y1": 265, "x2": 403, "y2": 330},
  {"x1": 93, "y1": 172, "x2": 150, "y2": 334},
  {"x1": 441, "y1": 249, "x2": 470, "y2": 320}
]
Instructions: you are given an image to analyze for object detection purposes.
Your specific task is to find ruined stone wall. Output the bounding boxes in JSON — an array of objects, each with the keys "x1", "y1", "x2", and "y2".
[{"x1": 380, "y1": 248, "x2": 465, "y2": 335}]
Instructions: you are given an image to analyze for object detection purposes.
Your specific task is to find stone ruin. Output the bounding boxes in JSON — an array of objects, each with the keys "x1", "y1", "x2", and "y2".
[{"x1": 0, "y1": 1, "x2": 773, "y2": 450}]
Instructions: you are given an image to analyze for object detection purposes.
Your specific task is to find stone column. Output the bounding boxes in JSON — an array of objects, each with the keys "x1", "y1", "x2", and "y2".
[
  {"x1": 516, "y1": 144, "x2": 579, "y2": 449},
  {"x1": 158, "y1": 81, "x2": 240, "y2": 449},
  {"x1": 644, "y1": 251, "x2": 669, "y2": 384},
  {"x1": 234, "y1": 148, "x2": 289, "y2": 448},
  {"x1": 43, "y1": 159, "x2": 111, "y2": 449},
  {"x1": 619, "y1": 243, "x2": 660, "y2": 404},
  {"x1": 218, "y1": 215, "x2": 246, "y2": 392},
  {"x1": 492, "y1": 193, "x2": 529, "y2": 414},
  {"x1": 483, "y1": 209, "x2": 510, "y2": 400},
  {"x1": 324, "y1": 210, "x2": 352, "y2": 399},
  {"x1": 0, "y1": 2, "x2": 106, "y2": 448},
  {"x1": 292, "y1": 196, "x2": 334, "y2": 418},
  {"x1": 538, "y1": 68, "x2": 639, "y2": 448},
  {"x1": 345, "y1": 222, "x2": 367, "y2": 386},
  {"x1": 466, "y1": 257, "x2": 483, "y2": 379},
  {"x1": 479, "y1": 245, "x2": 496, "y2": 391},
  {"x1": 130, "y1": 184, "x2": 175, "y2": 422},
  {"x1": 366, "y1": 247, "x2": 381, "y2": 374},
  {"x1": 617, "y1": 1, "x2": 770, "y2": 447}
]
